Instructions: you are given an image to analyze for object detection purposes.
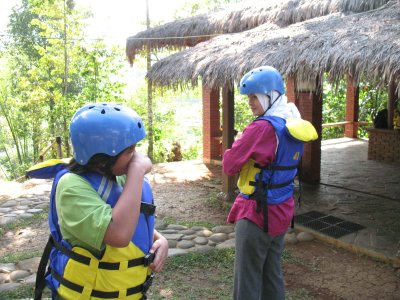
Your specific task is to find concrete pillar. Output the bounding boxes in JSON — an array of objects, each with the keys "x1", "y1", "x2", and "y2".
[
  {"x1": 202, "y1": 85, "x2": 221, "y2": 163},
  {"x1": 345, "y1": 74, "x2": 360, "y2": 138}
]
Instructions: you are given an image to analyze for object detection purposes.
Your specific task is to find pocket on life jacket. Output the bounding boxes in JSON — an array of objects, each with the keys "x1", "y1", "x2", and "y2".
[{"x1": 237, "y1": 159, "x2": 261, "y2": 195}]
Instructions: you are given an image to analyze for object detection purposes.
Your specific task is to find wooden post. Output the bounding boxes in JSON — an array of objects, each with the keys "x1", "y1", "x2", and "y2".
[
  {"x1": 221, "y1": 85, "x2": 236, "y2": 201},
  {"x1": 56, "y1": 136, "x2": 62, "y2": 158},
  {"x1": 387, "y1": 79, "x2": 396, "y2": 130}
]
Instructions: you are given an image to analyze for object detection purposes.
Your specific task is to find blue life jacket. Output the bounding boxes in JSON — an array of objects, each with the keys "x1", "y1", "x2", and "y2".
[
  {"x1": 240, "y1": 116, "x2": 304, "y2": 204},
  {"x1": 238, "y1": 116, "x2": 306, "y2": 232},
  {"x1": 34, "y1": 166, "x2": 156, "y2": 300}
]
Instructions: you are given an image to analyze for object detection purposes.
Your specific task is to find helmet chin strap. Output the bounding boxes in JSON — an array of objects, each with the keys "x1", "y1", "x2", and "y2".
[{"x1": 256, "y1": 92, "x2": 282, "y2": 116}]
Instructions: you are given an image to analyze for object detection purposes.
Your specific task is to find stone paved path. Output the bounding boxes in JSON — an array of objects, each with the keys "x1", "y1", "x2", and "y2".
[{"x1": 0, "y1": 179, "x2": 312, "y2": 295}]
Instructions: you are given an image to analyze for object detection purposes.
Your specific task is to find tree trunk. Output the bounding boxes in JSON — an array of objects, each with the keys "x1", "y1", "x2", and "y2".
[{"x1": 146, "y1": 0, "x2": 154, "y2": 160}]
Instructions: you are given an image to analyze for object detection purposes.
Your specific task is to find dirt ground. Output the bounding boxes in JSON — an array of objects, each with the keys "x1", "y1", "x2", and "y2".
[{"x1": 0, "y1": 161, "x2": 399, "y2": 299}]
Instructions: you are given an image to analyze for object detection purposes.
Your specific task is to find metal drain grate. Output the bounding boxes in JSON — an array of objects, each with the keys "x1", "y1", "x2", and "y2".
[{"x1": 294, "y1": 211, "x2": 365, "y2": 238}]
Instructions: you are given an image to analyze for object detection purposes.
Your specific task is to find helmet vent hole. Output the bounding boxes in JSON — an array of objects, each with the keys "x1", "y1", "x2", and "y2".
[
  {"x1": 88, "y1": 106, "x2": 94, "y2": 109},
  {"x1": 101, "y1": 109, "x2": 106, "y2": 114},
  {"x1": 138, "y1": 122, "x2": 142, "y2": 129},
  {"x1": 242, "y1": 84, "x2": 246, "y2": 88},
  {"x1": 114, "y1": 107, "x2": 121, "y2": 111}
]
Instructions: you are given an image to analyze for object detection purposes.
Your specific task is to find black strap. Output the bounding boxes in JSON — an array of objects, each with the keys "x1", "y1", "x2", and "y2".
[
  {"x1": 51, "y1": 237, "x2": 155, "y2": 270},
  {"x1": 51, "y1": 269, "x2": 154, "y2": 298},
  {"x1": 34, "y1": 235, "x2": 54, "y2": 300},
  {"x1": 52, "y1": 238, "x2": 91, "y2": 265},
  {"x1": 291, "y1": 161, "x2": 303, "y2": 229},
  {"x1": 249, "y1": 167, "x2": 297, "y2": 233},
  {"x1": 140, "y1": 202, "x2": 156, "y2": 216},
  {"x1": 254, "y1": 163, "x2": 298, "y2": 171},
  {"x1": 263, "y1": 200, "x2": 268, "y2": 233},
  {"x1": 249, "y1": 179, "x2": 294, "y2": 190},
  {"x1": 99, "y1": 252, "x2": 155, "y2": 270}
]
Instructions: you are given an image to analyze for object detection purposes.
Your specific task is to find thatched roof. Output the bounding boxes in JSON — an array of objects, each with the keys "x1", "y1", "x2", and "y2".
[
  {"x1": 146, "y1": 1, "x2": 400, "y2": 92},
  {"x1": 126, "y1": 0, "x2": 390, "y2": 64}
]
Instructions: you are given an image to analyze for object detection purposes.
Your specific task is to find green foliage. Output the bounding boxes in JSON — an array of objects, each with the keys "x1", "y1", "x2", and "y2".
[
  {"x1": 322, "y1": 79, "x2": 347, "y2": 139},
  {"x1": 322, "y1": 77, "x2": 387, "y2": 140},
  {"x1": 0, "y1": 0, "x2": 126, "y2": 179},
  {"x1": 358, "y1": 82, "x2": 388, "y2": 137},
  {"x1": 233, "y1": 92, "x2": 254, "y2": 131},
  {"x1": 128, "y1": 74, "x2": 203, "y2": 163}
]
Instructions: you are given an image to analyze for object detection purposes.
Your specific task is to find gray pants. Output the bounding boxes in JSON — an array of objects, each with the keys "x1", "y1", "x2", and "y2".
[{"x1": 233, "y1": 219, "x2": 285, "y2": 300}]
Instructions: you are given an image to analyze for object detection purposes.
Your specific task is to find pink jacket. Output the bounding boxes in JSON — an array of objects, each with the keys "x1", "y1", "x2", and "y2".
[{"x1": 223, "y1": 120, "x2": 294, "y2": 236}]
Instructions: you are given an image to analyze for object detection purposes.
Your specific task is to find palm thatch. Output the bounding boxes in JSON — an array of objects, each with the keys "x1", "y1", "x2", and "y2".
[
  {"x1": 146, "y1": 1, "x2": 400, "y2": 93},
  {"x1": 126, "y1": 0, "x2": 390, "y2": 64}
]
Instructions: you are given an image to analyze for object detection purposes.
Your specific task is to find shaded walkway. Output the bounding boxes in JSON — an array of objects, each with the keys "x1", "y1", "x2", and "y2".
[{"x1": 298, "y1": 138, "x2": 400, "y2": 263}]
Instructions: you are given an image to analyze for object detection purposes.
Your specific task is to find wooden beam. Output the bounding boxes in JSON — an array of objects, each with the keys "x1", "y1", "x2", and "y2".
[
  {"x1": 221, "y1": 85, "x2": 236, "y2": 201},
  {"x1": 387, "y1": 79, "x2": 396, "y2": 130}
]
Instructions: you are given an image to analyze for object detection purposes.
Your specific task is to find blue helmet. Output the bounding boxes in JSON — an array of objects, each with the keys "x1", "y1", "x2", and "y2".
[
  {"x1": 239, "y1": 66, "x2": 285, "y2": 95},
  {"x1": 70, "y1": 102, "x2": 146, "y2": 165}
]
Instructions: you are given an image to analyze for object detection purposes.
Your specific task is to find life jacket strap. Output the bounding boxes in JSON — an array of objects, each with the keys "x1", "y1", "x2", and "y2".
[
  {"x1": 51, "y1": 269, "x2": 154, "y2": 298},
  {"x1": 52, "y1": 236, "x2": 155, "y2": 269},
  {"x1": 34, "y1": 235, "x2": 54, "y2": 300},
  {"x1": 248, "y1": 166, "x2": 296, "y2": 233},
  {"x1": 249, "y1": 179, "x2": 294, "y2": 190},
  {"x1": 140, "y1": 202, "x2": 156, "y2": 216},
  {"x1": 254, "y1": 163, "x2": 298, "y2": 171}
]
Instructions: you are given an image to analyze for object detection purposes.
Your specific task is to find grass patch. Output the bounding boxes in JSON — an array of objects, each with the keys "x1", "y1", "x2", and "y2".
[
  {"x1": 282, "y1": 249, "x2": 309, "y2": 266},
  {"x1": 283, "y1": 248, "x2": 320, "y2": 272},
  {"x1": 0, "y1": 282, "x2": 51, "y2": 299},
  {"x1": 287, "y1": 288, "x2": 314, "y2": 300},
  {"x1": 149, "y1": 248, "x2": 315, "y2": 299},
  {"x1": 148, "y1": 248, "x2": 235, "y2": 299},
  {"x1": 0, "y1": 211, "x2": 47, "y2": 239},
  {"x1": 207, "y1": 190, "x2": 232, "y2": 213},
  {"x1": 0, "y1": 249, "x2": 43, "y2": 264}
]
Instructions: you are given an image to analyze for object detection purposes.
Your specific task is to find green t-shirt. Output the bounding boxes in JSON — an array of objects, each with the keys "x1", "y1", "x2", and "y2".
[{"x1": 56, "y1": 173, "x2": 118, "y2": 257}]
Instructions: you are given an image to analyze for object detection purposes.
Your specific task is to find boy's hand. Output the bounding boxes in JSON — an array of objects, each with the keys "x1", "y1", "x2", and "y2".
[
  {"x1": 128, "y1": 152, "x2": 152, "y2": 175},
  {"x1": 149, "y1": 234, "x2": 168, "y2": 273}
]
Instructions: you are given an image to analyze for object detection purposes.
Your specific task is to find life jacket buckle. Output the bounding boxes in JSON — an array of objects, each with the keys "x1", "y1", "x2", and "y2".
[
  {"x1": 144, "y1": 252, "x2": 155, "y2": 266},
  {"x1": 140, "y1": 202, "x2": 156, "y2": 216}
]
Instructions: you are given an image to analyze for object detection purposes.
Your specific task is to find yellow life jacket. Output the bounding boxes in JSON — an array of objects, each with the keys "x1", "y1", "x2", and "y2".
[{"x1": 54, "y1": 242, "x2": 153, "y2": 299}]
